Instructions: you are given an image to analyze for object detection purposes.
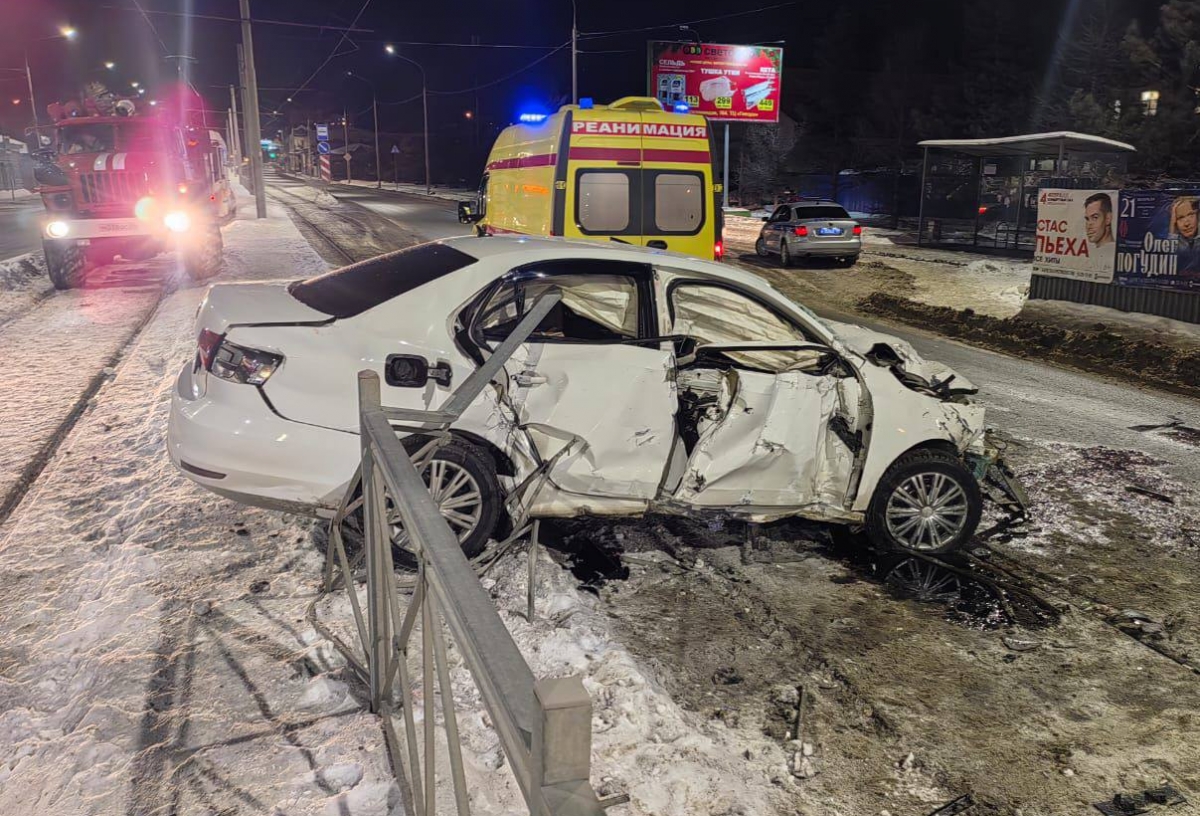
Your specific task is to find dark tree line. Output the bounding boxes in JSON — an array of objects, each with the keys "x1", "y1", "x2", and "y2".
[{"x1": 752, "y1": 0, "x2": 1200, "y2": 184}]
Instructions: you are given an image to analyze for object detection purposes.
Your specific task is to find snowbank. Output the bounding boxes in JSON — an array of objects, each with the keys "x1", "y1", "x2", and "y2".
[
  {"x1": 0, "y1": 251, "x2": 51, "y2": 327},
  {"x1": 325, "y1": 178, "x2": 473, "y2": 203},
  {"x1": 1020, "y1": 298, "x2": 1200, "y2": 352}
]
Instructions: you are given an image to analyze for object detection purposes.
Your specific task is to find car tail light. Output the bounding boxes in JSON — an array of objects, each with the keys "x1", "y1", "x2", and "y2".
[
  {"x1": 794, "y1": 225, "x2": 808, "y2": 237},
  {"x1": 714, "y1": 240, "x2": 724, "y2": 259},
  {"x1": 197, "y1": 329, "x2": 223, "y2": 371},
  {"x1": 852, "y1": 225, "x2": 863, "y2": 236},
  {"x1": 197, "y1": 329, "x2": 283, "y2": 385}
]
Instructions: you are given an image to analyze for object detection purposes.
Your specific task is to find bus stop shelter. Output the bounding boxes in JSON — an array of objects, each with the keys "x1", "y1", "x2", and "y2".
[{"x1": 915, "y1": 131, "x2": 1135, "y2": 254}]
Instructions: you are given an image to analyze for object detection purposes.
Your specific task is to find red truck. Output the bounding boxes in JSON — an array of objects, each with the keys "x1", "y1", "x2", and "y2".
[{"x1": 34, "y1": 91, "x2": 227, "y2": 289}]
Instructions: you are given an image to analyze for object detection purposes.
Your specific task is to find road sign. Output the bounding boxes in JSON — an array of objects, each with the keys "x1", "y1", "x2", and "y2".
[
  {"x1": 317, "y1": 141, "x2": 331, "y2": 155},
  {"x1": 390, "y1": 144, "x2": 400, "y2": 154},
  {"x1": 315, "y1": 123, "x2": 329, "y2": 141}
]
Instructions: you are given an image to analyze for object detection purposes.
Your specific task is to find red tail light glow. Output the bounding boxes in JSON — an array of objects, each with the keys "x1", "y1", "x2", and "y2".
[
  {"x1": 794, "y1": 225, "x2": 808, "y2": 237},
  {"x1": 714, "y1": 241, "x2": 724, "y2": 259},
  {"x1": 852, "y1": 225, "x2": 863, "y2": 235},
  {"x1": 197, "y1": 328, "x2": 224, "y2": 371}
]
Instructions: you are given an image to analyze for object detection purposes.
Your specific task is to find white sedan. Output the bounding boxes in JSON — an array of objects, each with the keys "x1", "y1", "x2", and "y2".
[{"x1": 168, "y1": 236, "x2": 1022, "y2": 556}]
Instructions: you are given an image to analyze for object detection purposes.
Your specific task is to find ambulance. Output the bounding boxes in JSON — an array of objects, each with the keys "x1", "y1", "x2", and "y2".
[{"x1": 459, "y1": 97, "x2": 723, "y2": 260}]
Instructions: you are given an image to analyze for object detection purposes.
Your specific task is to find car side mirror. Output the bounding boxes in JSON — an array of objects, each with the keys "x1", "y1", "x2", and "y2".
[
  {"x1": 458, "y1": 200, "x2": 483, "y2": 224},
  {"x1": 385, "y1": 354, "x2": 452, "y2": 388},
  {"x1": 761, "y1": 216, "x2": 769, "y2": 222}
]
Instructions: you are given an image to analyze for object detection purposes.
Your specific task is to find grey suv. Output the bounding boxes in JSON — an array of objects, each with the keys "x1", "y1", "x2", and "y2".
[{"x1": 756, "y1": 201, "x2": 862, "y2": 267}]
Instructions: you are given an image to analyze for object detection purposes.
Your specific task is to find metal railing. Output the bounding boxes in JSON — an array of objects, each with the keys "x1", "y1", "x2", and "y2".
[{"x1": 309, "y1": 292, "x2": 624, "y2": 815}]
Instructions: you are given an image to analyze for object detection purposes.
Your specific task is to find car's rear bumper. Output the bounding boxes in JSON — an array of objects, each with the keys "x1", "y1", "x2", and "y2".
[
  {"x1": 786, "y1": 237, "x2": 862, "y2": 256},
  {"x1": 168, "y1": 362, "x2": 360, "y2": 513}
]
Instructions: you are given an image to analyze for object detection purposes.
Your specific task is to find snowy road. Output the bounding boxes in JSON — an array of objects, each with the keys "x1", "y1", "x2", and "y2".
[
  {"x1": 0, "y1": 195, "x2": 45, "y2": 263},
  {"x1": 0, "y1": 280, "x2": 162, "y2": 521}
]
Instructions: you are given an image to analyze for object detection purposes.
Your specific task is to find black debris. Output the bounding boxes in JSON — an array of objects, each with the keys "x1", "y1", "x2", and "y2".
[
  {"x1": 249, "y1": 579, "x2": 270, "y2": 594},
  {"x1": 1125, "y1": 485, "x2": 1175, "y2": 504},
  {"x1": 925, "y1": 793, "x2": 976, "y2": 815}
]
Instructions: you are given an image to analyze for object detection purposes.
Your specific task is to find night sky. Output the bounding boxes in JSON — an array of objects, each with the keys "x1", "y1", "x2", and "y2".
[
  {"x1": 3, "y1": 1, "x2": 975, "y2": 130},
  {"x1": 5, "y1": 0, "x2": 1143, "y2": 180}
]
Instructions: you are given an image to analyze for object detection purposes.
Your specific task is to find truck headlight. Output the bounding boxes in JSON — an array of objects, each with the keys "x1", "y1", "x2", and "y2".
[
  {"x1": 164, "y1": 211, "x2": 191, "y2": 233},
  {"x1": 46, "y1": 221, "x2": 70, "y2": 239}
]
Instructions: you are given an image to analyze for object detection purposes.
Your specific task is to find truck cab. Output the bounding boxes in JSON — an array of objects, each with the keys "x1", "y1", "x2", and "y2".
[{"x1": 35, "y1": 102, "x2": 224, "y2": 289}]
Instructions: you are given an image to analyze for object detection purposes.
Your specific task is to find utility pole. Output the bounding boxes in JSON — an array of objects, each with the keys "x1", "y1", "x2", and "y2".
[
  {"x1": 24, "y1": 52, "x2": 39, "y2": 146},
  {"x1": 228, "y1": 85, "x2": 242, "y2": 167},
  {"x1": 343, "y1": 111, "x2": 351, "y2": 183},
  {"x1": 422, "y1": 86, "x2": 431, "y2": 194},
  {"x1": 372, "y1": 95, "x2": 381, "y2": 189},
  {"x1": 239, "y1": 0, "x2": 267, "y2": 218},
  {"x1": 571, "y1": 5, "x2": 578, "y2": 105}
]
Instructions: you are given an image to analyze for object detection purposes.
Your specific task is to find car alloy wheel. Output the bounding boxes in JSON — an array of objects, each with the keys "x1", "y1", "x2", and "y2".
[
  {"x1": 387, "y1": 457, "x2": 484, "y2": 549},
  {"x1": 755, "y1": 236, "x2": 770, "y2": 257},
  {"x1": 865, "y1": 448, "x2": 982, "y2": 555},
  {"x1": 780, "y1": 240, "x2": 792, "y2": 267},
  {"x1": 884, "y1": 472, "x2": 970, "y2": 552}
]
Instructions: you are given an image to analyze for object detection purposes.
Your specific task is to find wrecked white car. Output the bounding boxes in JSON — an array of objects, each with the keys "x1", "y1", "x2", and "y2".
[{"x1": 168, "y1": 236, "x2": 1024, "y2": 556}]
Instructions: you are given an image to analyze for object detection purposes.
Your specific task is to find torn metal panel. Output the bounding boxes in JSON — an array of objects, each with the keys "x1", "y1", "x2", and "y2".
[
  {"x1": 825, "y1": 319, "x2": 977, "y2": 394},
  {"x1": 674, "y1": 369, "x2": 855, "y2": 510},
  {"x1": 507, "y1": 342, "x2": 677, "y2": 500}
]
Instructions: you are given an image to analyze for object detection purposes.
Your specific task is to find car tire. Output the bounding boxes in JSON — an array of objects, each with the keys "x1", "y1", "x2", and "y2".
[
  {"x1": 779, "y1": 240, "x2": 793, "y2": 267},
  {"x1": 865, "y1": 448, "x2": 981, "y2": 555},
  {"x1": 344, "y1": 437, "x2": 502, "y2": 572},
  {"x1": 755, "y1": 236, "x2": 770, "y2": 257},
  {"x1": 182, "y1": 221, "x2": 224, "y2": 283},
  {"x1": 44, "y1": 240, "x2": 87, "y2": 290}
]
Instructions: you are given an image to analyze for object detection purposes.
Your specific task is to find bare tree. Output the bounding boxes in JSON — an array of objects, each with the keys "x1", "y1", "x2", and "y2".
[{"x1": 736, "y1": 115, "x2": 797, "y2": 206}]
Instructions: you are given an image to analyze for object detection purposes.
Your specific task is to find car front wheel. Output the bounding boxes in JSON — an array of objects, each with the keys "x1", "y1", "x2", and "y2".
[
  {"x1": 865, "y1": 448, "x2": 981, "y2": 554},
  {"x1": 755, "y1": 236, "x2": 770, "y2": 257}
]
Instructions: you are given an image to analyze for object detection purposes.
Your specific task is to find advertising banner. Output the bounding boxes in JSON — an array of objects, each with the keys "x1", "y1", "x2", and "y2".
[
  {"x1": 647, "y1": 41, "x2": 783, "y2": 123},
  {"x1": 1115, "y1": 191, "x2": 1200, "y2": 291},
  {"x1": 1033, "y1": 188, "x2": 1117, "y2": 283}
]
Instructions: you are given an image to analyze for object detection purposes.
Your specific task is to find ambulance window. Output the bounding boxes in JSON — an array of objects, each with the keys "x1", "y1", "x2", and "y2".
[
  {"x1": 577, "y1": 172, "x2": 630, "y2": 233},
  {"x1": 654, "y1": 173, "x2": 703, "y2": 233}
]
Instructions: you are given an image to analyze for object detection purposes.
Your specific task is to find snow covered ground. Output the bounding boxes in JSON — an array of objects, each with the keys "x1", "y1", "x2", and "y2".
[{"x1": 0, "y1": 188, "x2": 805, "y2": 815}]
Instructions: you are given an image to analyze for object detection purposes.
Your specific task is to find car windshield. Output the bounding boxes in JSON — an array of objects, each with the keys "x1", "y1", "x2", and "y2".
[
  {"x1": 59, "y1": 124, "x2": 115, "y2": 154},
  {"x1": 288, "y1": 242, "x2": 477, "y2": 319},
  {"x1": 794, "y1": 205, "x2": 850, "y2": 219},
  {"x1": 118, "y1": 123, "x2": 170, "y2": 152}
]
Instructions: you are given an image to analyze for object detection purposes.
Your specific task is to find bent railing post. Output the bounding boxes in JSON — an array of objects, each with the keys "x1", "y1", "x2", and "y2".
[{"x1": 314, "y1": 356, "x2": 612, "y2": 816}]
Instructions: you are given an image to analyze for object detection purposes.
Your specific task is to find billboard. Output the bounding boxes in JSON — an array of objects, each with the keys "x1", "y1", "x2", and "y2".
[
  {"x1": 1115, "y1": 191, "x2": 1200, "y2": 291},
  {"x1": 647, "y1": 41, "x2": 783, "y2": 123},
  {"x1": 1033, "y1": 188, "x2": 1117, "y2": 283}
]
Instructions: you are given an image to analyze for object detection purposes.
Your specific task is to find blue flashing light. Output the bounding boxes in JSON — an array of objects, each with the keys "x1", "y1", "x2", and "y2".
[
  {"x1": 579, "y1": 97, "x2": 594, "y2": 109},
  {"x1": 672, "y1": 102, "x2": 690, "y2": 114},
  {"x1": 518, "y1": 113, "x2": 548, "y2": 124}
]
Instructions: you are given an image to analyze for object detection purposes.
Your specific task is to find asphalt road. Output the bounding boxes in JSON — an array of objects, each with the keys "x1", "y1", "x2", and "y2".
[
  {"x1": 0, "y1": 195, "x2": 45, "y2": 262},
  {"x1": 283, "y1": 180, "x2": 1200, "y2": 483}
]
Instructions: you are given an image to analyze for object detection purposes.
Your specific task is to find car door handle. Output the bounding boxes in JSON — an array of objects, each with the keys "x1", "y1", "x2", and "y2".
[{"x1": 514, "y1": 373, "x2": 548, "y2": 387}]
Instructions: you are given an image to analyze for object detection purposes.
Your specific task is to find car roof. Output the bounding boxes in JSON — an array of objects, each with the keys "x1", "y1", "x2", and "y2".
[{"x1": 439, "y1": 234, "x2": 774, "y2": 290}]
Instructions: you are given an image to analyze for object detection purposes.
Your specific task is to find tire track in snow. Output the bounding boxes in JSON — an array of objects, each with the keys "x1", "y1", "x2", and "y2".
[{"x1": 0, "y1": 283, "x2": 164, "y2": 526}]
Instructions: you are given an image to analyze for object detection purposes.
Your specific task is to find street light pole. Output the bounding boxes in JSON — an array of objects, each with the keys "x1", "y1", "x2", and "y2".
[
  {"x1": 385, "y1": 49, "x2": 431, "y2": 195},
  {"x1": 347, "y1": 73, "x2": 382, "y2": 190},
  {"x1": 24, "y1": 52, "x2": 38, "y2": 144}
]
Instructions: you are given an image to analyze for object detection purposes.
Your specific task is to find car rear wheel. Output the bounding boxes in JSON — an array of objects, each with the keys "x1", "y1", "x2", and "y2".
[
  {"x1": 838, "y1": 255, "x2": 859, "y2": 268},
  {"x1": 181, "y1": 221, "x2": 223, "y2": 282},
  {"x1": 779, "y1": 240, "x2": 793, "y2": 267},
  {"x1": 342, "y1": 437, "x2": 502, "y2": 572},
  {"x1": 865, "y1": 448, "x2": 981, "y2": 555},
  {"x1": 755, "y1": 236, "x2": 770, "y2": 257}
]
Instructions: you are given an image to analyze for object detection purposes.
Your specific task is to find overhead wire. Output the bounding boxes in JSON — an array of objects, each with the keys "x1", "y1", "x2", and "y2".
[{"x1": 578, "y1": 2, "x2": 799, "y2": 38}]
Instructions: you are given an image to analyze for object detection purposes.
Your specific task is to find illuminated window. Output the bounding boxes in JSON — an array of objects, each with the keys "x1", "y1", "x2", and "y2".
[{"x1": 1141, "y1": 89, "x2": 1160, "y2": 116}]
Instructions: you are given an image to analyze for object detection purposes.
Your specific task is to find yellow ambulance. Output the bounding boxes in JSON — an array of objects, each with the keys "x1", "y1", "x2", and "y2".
[{"x1": 459, "y1": 97, "x2": 723, "y2": 260}]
